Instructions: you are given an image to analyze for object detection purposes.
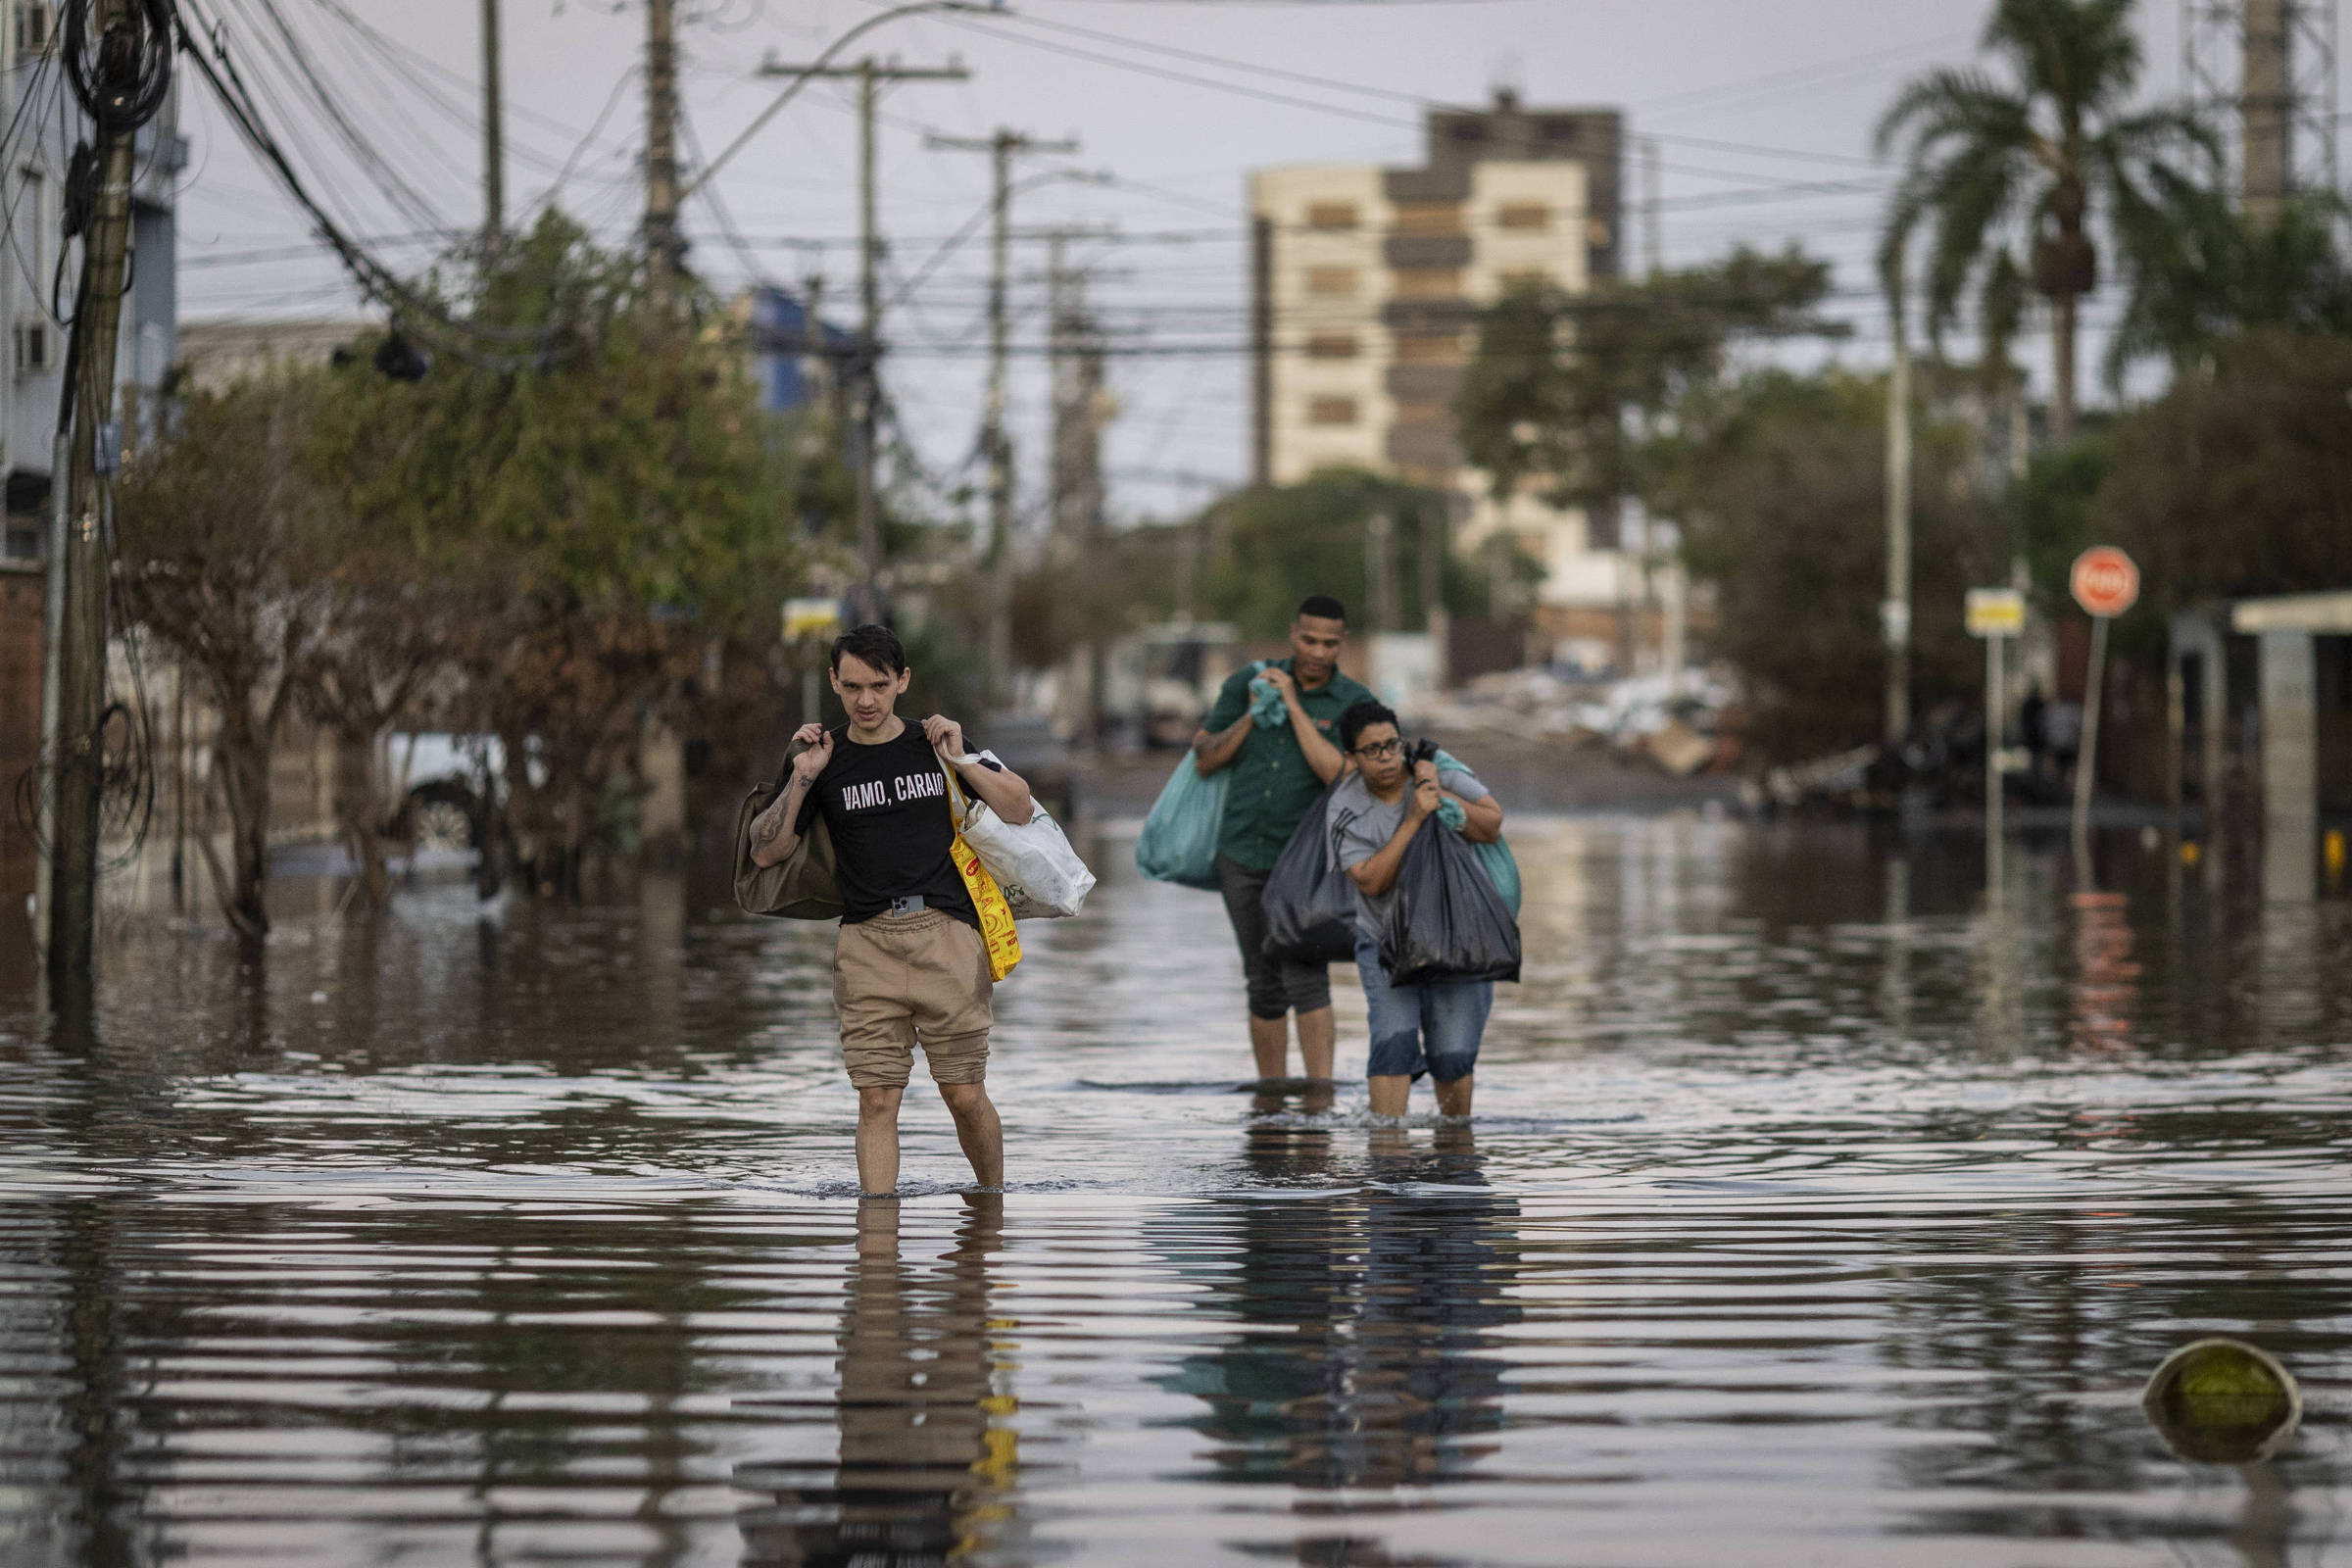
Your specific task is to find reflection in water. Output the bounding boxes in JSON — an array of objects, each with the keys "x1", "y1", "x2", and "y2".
[
  {"x1": 738, "y1": 1196, "x2": 1020, "y2": 1566},
  {"x1": 1160, "y1": 1117, "x2": 1521, "y2": 1494},
  {"x1": 2068, "y1": 891, "x2": 2141, "y2": 1052}
]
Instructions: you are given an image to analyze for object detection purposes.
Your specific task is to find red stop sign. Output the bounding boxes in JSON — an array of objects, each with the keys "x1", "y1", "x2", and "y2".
[{"x1": 2070, "y1": 546, "x2": 2140, "y2": 617}]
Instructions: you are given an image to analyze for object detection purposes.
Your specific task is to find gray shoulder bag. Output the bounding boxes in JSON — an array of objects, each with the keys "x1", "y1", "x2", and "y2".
[{"x1": 732, "y1": 734, "x2": 845, "y2": 919}]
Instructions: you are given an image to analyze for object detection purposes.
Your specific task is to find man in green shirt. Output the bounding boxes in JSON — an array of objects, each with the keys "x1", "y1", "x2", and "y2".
[{"x1": 1192, "y1": 595, "x2": 1372, "y2": 1080}]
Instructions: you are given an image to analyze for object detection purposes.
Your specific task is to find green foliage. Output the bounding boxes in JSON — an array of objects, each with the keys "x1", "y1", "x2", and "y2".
[
  {"x1": 2008, "y1": 431, "x2": 2113, "y2": 613},
  {"x1": 1659, "y1": 371, "x2": 1998, "y2": 760},
  {"x1": 118, "y1": 374, "x2": 336, "y2": 936},
  {"x1": 1198, "y1": 467, "x2": 1526, "y2": 640},
  {"x1": 313, "y1": 214, "x2": 800, "y2": 626},
  {"x1": 2089, "y1": 328, "x2": 2352, "y2": 654},
  {"x1": 298, "y1": 212, "x2": 812, "y2": 882},
  {"x1": 1455, "y1": 247, "x2": 1838, "y2": 509},
  {"x1": 2110, "y1": 189, "x2": 2352, "y2": 379}
]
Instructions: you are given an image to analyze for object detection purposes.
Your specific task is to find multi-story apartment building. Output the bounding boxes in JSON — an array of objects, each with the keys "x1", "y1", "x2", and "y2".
[
  {"x1": 1250, "y1": 89, "x2": 1627, "y2": 636},
  {"x1": 0, "y1": 0, "x2": 184, "y2": 562}
]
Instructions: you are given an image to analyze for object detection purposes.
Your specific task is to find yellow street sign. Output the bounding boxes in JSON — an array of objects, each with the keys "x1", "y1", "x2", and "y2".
[
  {"x1": 1966, "y1": 587, "x2": 2026, "y2": 637},
  {"x1": 781, "y1": 596, "x2": 842, "y2": 641}
]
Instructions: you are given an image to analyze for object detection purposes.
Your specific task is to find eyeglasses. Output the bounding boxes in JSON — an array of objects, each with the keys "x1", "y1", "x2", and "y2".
[{"x1": 1352, "y1": 739, "x2": 1404, "y2": 760}]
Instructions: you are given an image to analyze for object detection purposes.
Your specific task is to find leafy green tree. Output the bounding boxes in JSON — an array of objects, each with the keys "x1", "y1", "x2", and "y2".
[
  {"x1": 117, "y1": 374, "x2": 335, "y2": 938},
  {"x1": 2089, "y1": 328, "x2": 2352, "y2": 645},
  {"x1": 310, "y1": 214, "x2": 805, "y2": 893},
  {"x1": 1455, "y1": 246, "x2": 1838, "y2": 510},
  {"x1": 1200, "y1": 468, "x2": 1522, "y2": 640},
  {"x1": 1876, "y1": 0, "x2": 2208, "y2": 440},
  {"x1": 2109, "y1": 190, "x2": 2352, "y2": 378},
  {"x1": 1657, "y1": 371, "x2": 1998, "y2": 759}
]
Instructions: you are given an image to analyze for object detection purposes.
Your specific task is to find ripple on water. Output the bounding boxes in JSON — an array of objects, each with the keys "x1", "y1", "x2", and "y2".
[{"x1": 0, "y1": 818, "x2": 2345, "y2": 1564}]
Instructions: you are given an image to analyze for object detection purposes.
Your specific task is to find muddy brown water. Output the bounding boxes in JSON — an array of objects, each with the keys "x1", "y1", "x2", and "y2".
[{"x1": 0, "y1": 818, "x2": 2346, "y2": 1565}]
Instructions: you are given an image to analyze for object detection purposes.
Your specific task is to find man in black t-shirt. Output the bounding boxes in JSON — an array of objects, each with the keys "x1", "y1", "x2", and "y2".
[{"x1": 747, "y1": 624, "x2": 1037, "y2": 1195}]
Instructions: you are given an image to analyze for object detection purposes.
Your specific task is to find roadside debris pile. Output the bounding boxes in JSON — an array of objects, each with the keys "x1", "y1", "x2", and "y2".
[{"x1": 1411, "y1": 665, "x2": 1742, "y2": 776}]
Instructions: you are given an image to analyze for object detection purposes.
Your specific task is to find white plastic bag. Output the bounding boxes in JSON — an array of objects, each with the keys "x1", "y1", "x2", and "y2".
[{"x1": 939, "y1": 749, "x2": 1096, "y2": 919}]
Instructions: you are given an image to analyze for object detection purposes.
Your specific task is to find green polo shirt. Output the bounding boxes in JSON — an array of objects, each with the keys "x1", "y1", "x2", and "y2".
[{"x1": 1203, "y1": 658, "x2": 1374, "y2": 871}]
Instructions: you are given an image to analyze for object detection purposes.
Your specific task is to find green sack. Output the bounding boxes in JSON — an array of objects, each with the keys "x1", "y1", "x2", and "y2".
[
  {"x1": 1432, "y1": 747, "x2": 1519, "y2": 914},
  {"x1": 1135, "y1": 753, "x2": 1229, "y2": 891},
  {"x1": 1474, "y1": 838, "x2": 1522, "y2": 916},
  {"x1": 732, "y1": 734, "x2": 845, "y2": 920}
]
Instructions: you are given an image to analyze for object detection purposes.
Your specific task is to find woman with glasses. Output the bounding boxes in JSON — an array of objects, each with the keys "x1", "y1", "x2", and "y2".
[{"x1": 1326, "y1": 699, "x2": 1504, "y2": 1121}]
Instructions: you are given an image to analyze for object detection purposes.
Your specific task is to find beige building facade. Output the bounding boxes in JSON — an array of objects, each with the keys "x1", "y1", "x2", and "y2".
[{"x1": 1250, "y1": 91, "x2": 1630, "y2": 617}]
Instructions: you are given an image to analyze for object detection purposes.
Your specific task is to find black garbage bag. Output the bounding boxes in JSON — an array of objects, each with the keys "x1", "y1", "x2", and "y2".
[
  {"x1": 1259, "y1": 778, "x2": 1358, "y2": 964},
  {"x1": 1379, "y1": 819, "x2": 1522, "y2": 986}
]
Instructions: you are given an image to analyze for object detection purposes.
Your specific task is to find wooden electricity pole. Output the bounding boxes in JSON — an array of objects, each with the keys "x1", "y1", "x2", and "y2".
[
  {"x1": 927, "y1": 126, "x2": 1077, "y2": 705},
  {"x1": 758, "y1": 55, "x2": 967, "y2": 624}
]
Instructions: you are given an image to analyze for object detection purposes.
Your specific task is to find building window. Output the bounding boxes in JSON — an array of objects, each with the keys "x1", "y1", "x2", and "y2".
[
  {"x1": 1393, "y1": 267, "x2": 1461, "y2": 299},
  {"x1": 1500, "y1": 267, "x2": 1551, "y2": 291},
  {"x1": 1304, "y1": 332, "x2": 1359, "y2": 361},
  {"x1": 1395, "y1": 332, "x2": 1464, "y2": 365},
  {"x1": 1395, "y1": 400, "x2": 1450, "y2": 427},
  {"x1": 1497, "y1": 202, "x2": 1550, "y2": 231},
  {"x1": 1305, "y1": 201, "x2": 1359, "y2": 231},
  {"x1": 1307, "y1": 397, "x2": 1358, "y2": 426},
  {"x1": 14, "y1": 3, "x2": 53, "y2": 55},
  {"x1": 1305, "y1": 266, "x2": 1359, "y2": 297},
  {"x1": 20, "y1": 167, "x2": 42, "y2": 283},
  {"x1": 1393, "y1": 202, "x2": 1464, "y2": 235}
]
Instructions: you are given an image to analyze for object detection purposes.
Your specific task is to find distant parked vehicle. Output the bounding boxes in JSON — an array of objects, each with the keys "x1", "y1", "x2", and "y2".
[{"x1": 1104, "y1": 622, "x2": 1241, "y2": 748}]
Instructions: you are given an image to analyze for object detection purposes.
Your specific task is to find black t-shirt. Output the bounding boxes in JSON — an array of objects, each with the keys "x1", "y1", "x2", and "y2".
[{"x1": 795, "y1": 723, "x2": 978, "y2": 929}]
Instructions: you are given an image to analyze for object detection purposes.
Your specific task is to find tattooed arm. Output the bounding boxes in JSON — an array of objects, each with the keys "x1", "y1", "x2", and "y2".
[{"x1": 749, "y1": 726, "x2": 832, "y2": 868}]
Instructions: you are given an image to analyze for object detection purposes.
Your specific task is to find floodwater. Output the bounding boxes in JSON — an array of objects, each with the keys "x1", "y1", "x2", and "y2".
[{"x1": 0, "y1": 817, "x2": 2347, "y2": 1566}]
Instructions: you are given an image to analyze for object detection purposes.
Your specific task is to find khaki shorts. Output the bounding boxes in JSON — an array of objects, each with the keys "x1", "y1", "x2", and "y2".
[{"x1": 833, "y1": 908, "x2": 994, "y2": 1089}]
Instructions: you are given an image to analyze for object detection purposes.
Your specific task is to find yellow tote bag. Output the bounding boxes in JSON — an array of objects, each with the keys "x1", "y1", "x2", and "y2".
[{"x1": 943, "y1": 764, "x2": 1022, "y2": 982}]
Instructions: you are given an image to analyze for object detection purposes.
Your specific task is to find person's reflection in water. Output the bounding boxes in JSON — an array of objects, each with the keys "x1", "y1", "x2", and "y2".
[
  {"x1": 1161, "y1": 1123, "x2": 1521, "y2": 1495},
  {"x1": 737, "y1": 1195, "x2": 1019, "y2": 1566}
]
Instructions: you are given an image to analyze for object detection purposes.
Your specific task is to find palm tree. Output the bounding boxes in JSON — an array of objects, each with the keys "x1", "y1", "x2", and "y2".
[{"x1": 1876, "y1": 0, "x2": 2209, "y2": 440}]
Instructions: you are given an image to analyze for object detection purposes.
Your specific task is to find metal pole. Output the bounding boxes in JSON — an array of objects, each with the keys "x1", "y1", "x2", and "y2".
[
  {"x1": 1986, "y1": 630, "x2": 2005, "y2": 904},
  {"x1": 481, "y1": 0, "x2": 503, "y2": 259},
  {"x1": 2073, "y1": 613, "x2": 2111, "y2": 879}
]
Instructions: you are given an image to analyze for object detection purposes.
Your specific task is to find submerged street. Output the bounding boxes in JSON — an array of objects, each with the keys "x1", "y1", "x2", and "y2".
[{"x1": 0, "y1": 817, "x2": 2345, "y2": 1565}]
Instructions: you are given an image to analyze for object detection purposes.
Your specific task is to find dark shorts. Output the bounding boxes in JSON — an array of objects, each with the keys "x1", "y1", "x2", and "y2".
[{"x1": 1216, "y1": 855, "x2": 1334, "y2": 1021}]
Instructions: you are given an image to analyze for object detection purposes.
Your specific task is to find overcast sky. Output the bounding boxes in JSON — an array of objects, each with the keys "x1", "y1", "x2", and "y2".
[{"x1": 171, "y1": 0, "x2": 2338, "y2": 524}]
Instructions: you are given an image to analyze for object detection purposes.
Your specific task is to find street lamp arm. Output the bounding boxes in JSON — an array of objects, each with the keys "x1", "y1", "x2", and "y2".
[{"x1": 679, "y1": 0, "x2": 1004, "y2": 204}]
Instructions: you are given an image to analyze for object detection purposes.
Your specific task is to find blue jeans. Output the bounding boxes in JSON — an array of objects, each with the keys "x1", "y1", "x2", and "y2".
[{"x1": 1354, "y1": 933, "x2": 1493, "y2": 1084}]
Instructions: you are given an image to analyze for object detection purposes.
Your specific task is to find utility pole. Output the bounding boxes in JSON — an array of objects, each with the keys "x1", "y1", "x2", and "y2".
[
  {"x1": 929, "y1": 127, "x2": 1078, "y2": 706},
  {"x1": 1047, "y1": 232, "x2": 1111, "y2": 742},
  {"x1": 1883, "y1": 299, "x2": 1914, "y2": 747},
  {"x1": 40, "y1": 0, "x2": 168, "y2": 1004},
  {"x1": 759, "y1": 56, "x2": 967, "y2": 623},
  {"x1": 1642, "y1": 135, "x2": 1663, "y2": 278},
  {"x1": 644, "y1": 0, "x2": 683, "y2": 289},
  {"x1": 481, "y1": 0, "x2": 504, "y2": 259}
]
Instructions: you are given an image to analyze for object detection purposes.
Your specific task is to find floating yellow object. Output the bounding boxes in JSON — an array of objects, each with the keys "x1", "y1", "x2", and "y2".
[
  {"x1": 2141, "y1": 1338, "x2": 2301, "y2": 1464},
  {"x1": 2180, "y1": 841, "x2": 2201, "y2": 866}
]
